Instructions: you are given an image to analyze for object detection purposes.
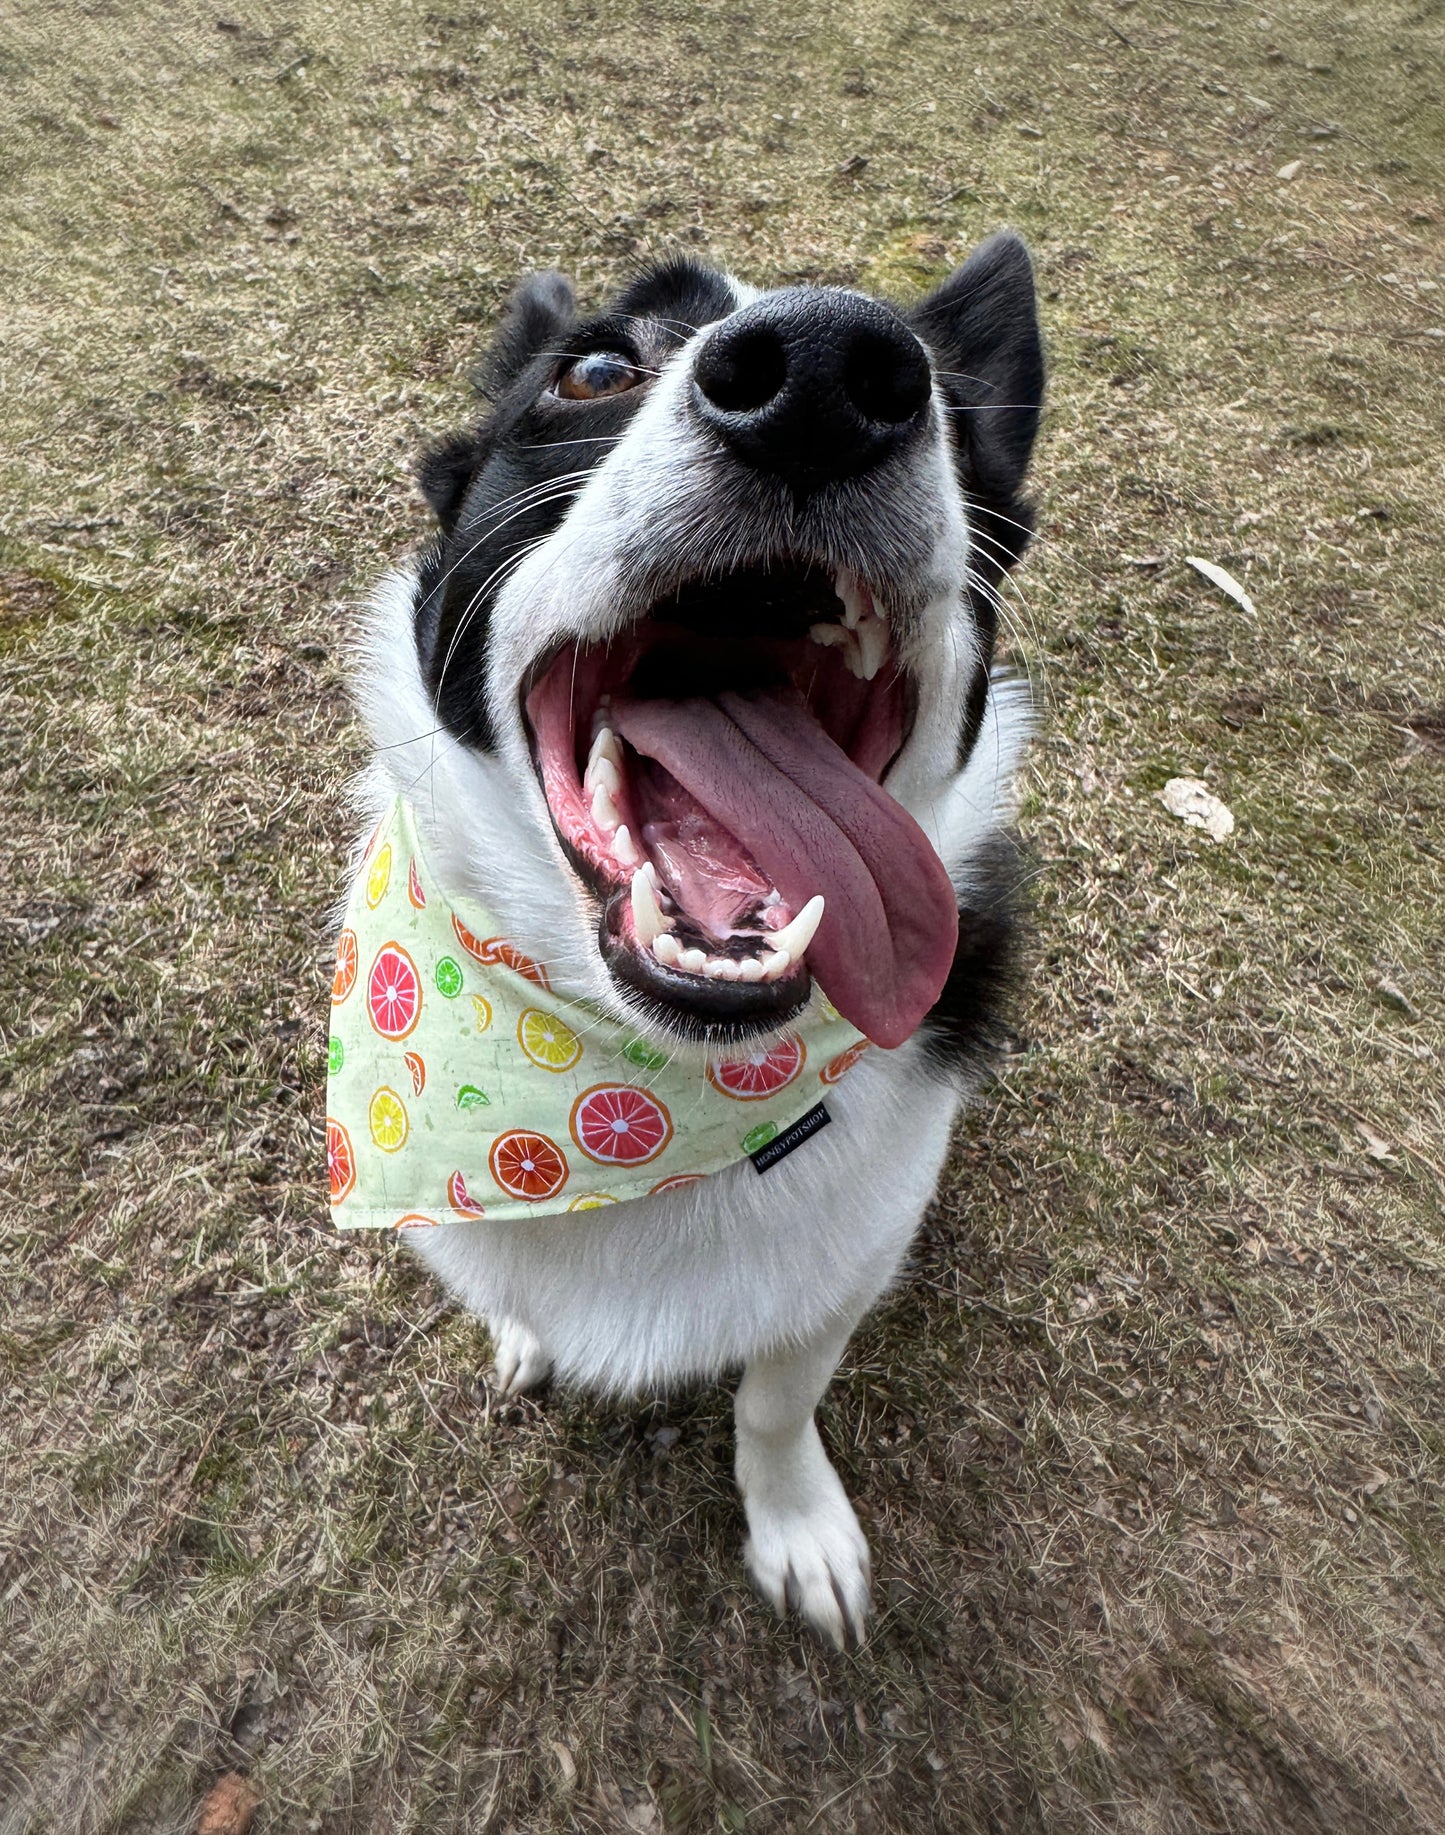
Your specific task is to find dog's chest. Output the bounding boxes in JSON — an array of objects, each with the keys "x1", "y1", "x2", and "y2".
[{"x1": 408, "y1": 1048, "x2": 962, "y2": 1392}]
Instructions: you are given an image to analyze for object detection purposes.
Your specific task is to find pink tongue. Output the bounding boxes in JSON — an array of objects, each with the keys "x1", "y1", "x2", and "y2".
[{"x1": 611, "y1": 691, "x2": 958, "y2": 1048}]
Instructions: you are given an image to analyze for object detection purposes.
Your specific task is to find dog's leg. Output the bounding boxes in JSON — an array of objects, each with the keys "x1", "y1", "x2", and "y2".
[
  {"x1": 489, "y1": 1316, "x2": 553, "y2": 1397},
  {"x1": 734, "y1": 1312, "x2": 872, "y2": 1649}
]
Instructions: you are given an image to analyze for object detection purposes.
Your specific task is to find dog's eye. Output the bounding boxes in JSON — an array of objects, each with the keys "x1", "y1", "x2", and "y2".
[{"x1": 554, "y1": 352, "x2": 642, "y2": 401}]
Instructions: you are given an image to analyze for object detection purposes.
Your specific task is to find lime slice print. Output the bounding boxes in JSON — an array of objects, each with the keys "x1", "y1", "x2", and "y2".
[
  {"x1": 456, "y1": 1084, "x2": 491, "y2": 1111},
  {"x1": 622, "y1": 1038, "x2": 669, "y2": 1072},
  {"x1": 327, "y1": 1036, "x2": 344, "y2": 1076},
  {"x1": 742, "y1": 1121, "x2": 778, "y2": 1155},
  {"x1": 434, "y1": 956, "x2": 464, "y2": 998}
]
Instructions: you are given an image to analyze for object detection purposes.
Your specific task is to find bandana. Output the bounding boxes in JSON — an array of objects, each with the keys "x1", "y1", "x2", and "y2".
[{"x1": 325, "y1": 796, "x2": 872, "y2": 1229}]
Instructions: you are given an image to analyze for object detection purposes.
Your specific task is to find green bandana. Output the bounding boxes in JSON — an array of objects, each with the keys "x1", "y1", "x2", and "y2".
[{"x1": 325, "y1": 796, "x2": 872, "y2": 1229}]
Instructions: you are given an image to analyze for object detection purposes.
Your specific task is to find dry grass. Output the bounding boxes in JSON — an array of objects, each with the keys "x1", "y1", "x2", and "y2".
[{"x1": 2, "y1": 2, "x2": 1443, "y2": 1830}]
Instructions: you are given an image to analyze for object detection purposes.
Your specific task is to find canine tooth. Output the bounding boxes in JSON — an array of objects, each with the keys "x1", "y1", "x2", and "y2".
[
  {"x1": 590, "y1": 782, "x2": 621, "y2": 832},
  {"x1": 856, "y1": 616, "x2": 889, "y2": 681},
  {"x1": 630, "y1": 862, "x2": 668, "y2": 945},
  {"x1": 736, "y1": 956, "x2": 766, "y2": 983},
  {"x1": 652, "y1": 931, "x2": 682, "y2": 967},
  {"x1": 678, "y1": 948, "x2": 707, "y2": 974},
  {"x1": 612, "y1": 823, "x2": 640, "y2": 867},
  {"x1": 769, "y1": 895, "x2": 824, "y2": 962},
  {"x1": 835, "y1": 568, "x2": 871, "y2": 631},
  {"x1": 760, "y1": 948, "x2": 791, "y2": 981}
]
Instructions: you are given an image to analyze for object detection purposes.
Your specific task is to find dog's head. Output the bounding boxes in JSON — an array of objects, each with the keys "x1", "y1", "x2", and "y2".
[{"x1": 383, "y1": 237, "x2": 1042, "y2": 1052}]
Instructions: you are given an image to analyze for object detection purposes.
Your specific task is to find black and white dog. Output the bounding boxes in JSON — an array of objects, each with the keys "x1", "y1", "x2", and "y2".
[{"x1": 354, "y1": 234, "x2": 1043, "y2": 1644}]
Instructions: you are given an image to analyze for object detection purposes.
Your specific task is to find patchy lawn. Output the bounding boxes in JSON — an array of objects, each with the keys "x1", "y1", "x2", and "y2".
[{"x1": 2, "y1": 2, "x2": 1442, "y2": 1830}]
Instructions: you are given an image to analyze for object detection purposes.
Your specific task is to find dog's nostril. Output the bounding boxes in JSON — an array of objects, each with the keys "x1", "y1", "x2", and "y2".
[
  {"x1": 695, "y1": 324, "x2": 788, "y2": 414},
  {"x1": 842, "y1": 327, "x2": 931, "y2": 426}
]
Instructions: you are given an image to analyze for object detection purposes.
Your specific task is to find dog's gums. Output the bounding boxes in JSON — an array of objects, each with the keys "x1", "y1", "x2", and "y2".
[{"x1": 524, "y1": 560, "x2": 960, "y2": 1047}]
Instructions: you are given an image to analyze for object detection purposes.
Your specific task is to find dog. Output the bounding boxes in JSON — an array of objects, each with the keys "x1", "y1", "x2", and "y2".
[{"x1": 345, "y1": 233, "x2": 1043, "y2": 1646}]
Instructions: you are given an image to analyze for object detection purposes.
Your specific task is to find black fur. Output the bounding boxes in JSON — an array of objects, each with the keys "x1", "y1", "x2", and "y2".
[{"x1": 916, "y1": 832, "x2": 1029, "y2": 1087}]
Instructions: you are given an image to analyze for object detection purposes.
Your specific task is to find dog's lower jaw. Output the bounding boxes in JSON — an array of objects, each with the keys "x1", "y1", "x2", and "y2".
[{"x1": 734, "y1": 1312, "x2": 874, "y2": 1648}]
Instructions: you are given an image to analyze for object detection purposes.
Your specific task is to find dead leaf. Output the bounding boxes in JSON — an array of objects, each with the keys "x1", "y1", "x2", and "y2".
[
  {"x1": 551, "y1": 1740, "x2": 577, "y2": 1786},
  {"x1": 1185, "y1": 555, "x2": 1257, "y2": 615},
  {"x1": 1355, "y1": 1121, "x2": 1398, "y2": 1164},
  {"x1": 1276, "y1": 159, "x2": 1303, "y2": 180},
  {"x1": 196, "y1": 1774, "x2": 260, "y2": 1835},
  {"x1": 1158, "y1": 777, "x2": 1235, "y2": 842}
]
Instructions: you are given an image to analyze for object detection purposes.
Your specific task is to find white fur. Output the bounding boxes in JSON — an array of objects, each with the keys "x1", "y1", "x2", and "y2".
[{"x1": 350, "y1": 288, "x2": 1029, "y2": 1643}]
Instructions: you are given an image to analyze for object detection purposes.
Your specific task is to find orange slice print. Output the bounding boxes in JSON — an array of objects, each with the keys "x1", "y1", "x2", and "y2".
[
  {"x1": 326, "y1": 1117, "x2": 356, "y2": 1205},
  {"x1": 331, "y1": 929, "x2": 358, "y2": 1004},
  {"x1": 819, "y1": 1040, "x2": 870, "y2": 1085},
  {"x1": 488, "y1": 1129, "x2": 569, "y2": 1202}
]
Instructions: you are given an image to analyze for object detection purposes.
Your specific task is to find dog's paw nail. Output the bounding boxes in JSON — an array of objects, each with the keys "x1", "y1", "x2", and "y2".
[
  {"x1": 743, "y1": 1501, "x2": 873, "y2": 1650},
  {"x1": 489, "y1": 1320, "x2": 552, "y2": 1396}
]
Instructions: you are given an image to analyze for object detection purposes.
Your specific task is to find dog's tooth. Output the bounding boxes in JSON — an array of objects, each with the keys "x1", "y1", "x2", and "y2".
[
  {"x1": 760, "y1": 947, "x2": 791, "y2": 981},
  {"x1": 590, "y1": 782, "x2": 621, "y2": 832},
  {"x1": 769, "y1": 894, "x2": 824, "y2": 963},
  {"x1": 856, "y1": 616, "x2": 889, "y2": 682},
  {"x1": 652, "y1": 931, "x2": 682, "y2": 968},
  {"x1": 629, "y1": 862, "x2": 668, "y2": 945},
  {"x1": 612, "y1": 823, "x2": 640, "y2": 867},
  {"x1": 586, "y1": 724, "x2": 623, "y2": 778},
  {"x1": 736, "y1": 956, "x2": 766, "y2": 983},
  {"x1": 809, "y1": 621, "x2": 849, "y2": 649},
  {"x1": 587, "y1": 753, "x2": 621, "y2": 798},
  {"x1": 835, "y1": 567, "x2": 871, "y2": 631},
  {"x1": 678, "y1": 948, "x2": 707, "y2": 974},
  {"x1": 711, "y1": 957, "x2": 742, "y2": 981}
]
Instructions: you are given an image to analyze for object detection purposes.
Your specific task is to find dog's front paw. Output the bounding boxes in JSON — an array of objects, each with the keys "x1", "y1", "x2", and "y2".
[
  {"x1": 488, "y1": 1317, "x2": 552, "y2": 1396},
  {"x1": 739, "y1": 1432, "x2": 873, "y2": 1650}
]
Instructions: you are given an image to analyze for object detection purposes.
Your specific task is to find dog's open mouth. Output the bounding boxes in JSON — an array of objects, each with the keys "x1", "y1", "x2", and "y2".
[{"x1": 524, "y1": 562, "x2": 959, "y2": 1047}]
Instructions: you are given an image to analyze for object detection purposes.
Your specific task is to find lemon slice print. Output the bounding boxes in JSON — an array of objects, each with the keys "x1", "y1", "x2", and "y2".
[
  {"x1": 366, "y1": 843, "x2": 392, "y2": 909},
  {"x1": 518, "y1": 1007, "x2": 583, "y2": 1073},
  {"x1": 368, "y1": 1085, "x2": 409, "y2": 1153}
]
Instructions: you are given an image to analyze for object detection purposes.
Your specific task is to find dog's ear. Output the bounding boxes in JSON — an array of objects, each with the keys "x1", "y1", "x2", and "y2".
[
  {"x1": 416, "y1": 272, "x2": 579, "y2": 530},
  {"x1": 910, "y1": 231, "x2": 1044, "y2": 501},
  {"x1": 478, "y1": 268, "x2": 577, "y2": 398}
]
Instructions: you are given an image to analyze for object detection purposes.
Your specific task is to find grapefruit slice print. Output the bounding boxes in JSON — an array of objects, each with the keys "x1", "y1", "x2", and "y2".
[
  {"x1": 707, "y1": 1036, "x2": 805, "y2": 1101},
  {"x1": 407, "y1": 858, "x2": 426, "y2": 909},
  {"x1": 326, "y1": 1117, "x2": 356, "y2": 1204},
  {"x1": 331, "y1": 929, "x2": 358, "y2": 1004},
  {"x1": 447, "y1": 1169, "x2": 486, "y2": 1217},
  {"x1": 649, "y1": 1173, "x2": 705, "y2": 1195},
  {"x1": 569, "y1": 1084, "x2": 674, "y2": 1167},
  {"x1": 488, "y1": 1129, "x2": 569, "y2": 1202},
  {"x1": 367, "y1": 943, "x2": 422, "y2": 1041}
]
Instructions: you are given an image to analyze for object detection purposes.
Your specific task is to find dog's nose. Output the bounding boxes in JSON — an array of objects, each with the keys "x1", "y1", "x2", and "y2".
[{"x1": 692, "y1": 289, "x2": 932, "y2": 488}]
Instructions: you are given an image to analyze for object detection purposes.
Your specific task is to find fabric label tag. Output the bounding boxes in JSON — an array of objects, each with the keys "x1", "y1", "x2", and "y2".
[{"x1": 750, "y1": 1101, "x2": 831, "y2": 1173}]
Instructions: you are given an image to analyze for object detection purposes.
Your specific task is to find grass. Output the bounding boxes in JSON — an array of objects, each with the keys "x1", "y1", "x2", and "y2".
[{"x1": 2, "y1": 0, "x2": 1443, "y2": 1829}]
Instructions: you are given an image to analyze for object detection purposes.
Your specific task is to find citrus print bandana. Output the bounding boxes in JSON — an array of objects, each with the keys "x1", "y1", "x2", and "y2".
[{"x1": 325, "y1": 797, "x2": 873, "y2": 1229}]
